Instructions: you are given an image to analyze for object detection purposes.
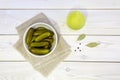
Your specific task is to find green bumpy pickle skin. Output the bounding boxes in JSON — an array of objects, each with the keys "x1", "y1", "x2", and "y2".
[
  {"x1": 48, "y1": 36, "x2": 53, "y2": 39},
  {"x1": 31, "y1": 36, "x2": 37, "y2": 42},
  {"x1": 30, "y1": 42, "x2": 49, "y2": 47},
  {"x1": 44, "y1": 46, "x2": 49, "y2": 49},
  {"x1": 33, "y1": 28, "x2": 54, "y2": 36},
  {"x1": 42, "y1": 37, "x2": 54, "y2": 49},
  {"x1": 36, "y1": 27, "x2": 45, "y2": 30},
  {"x1": 49, "y1": 30, "x2": 54, "y2": 36},
  {"x1": 43, "y1": 38, "x2": 54, "y2": 44},
  {"x1": 30, "y1": 48, "x2": 50, "y2": 55},
  {"x1": 35, "y1": 32, "x2": 51, "y2": 42},
  {"x1": 25, "y1": 28, "x2": 34, "y2": 45},
  {"x1": 33, "y1": 29, "x2": 48, "y2": 36}
]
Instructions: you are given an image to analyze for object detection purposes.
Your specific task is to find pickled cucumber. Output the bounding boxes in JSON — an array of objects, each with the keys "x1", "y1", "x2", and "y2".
[
  {"x1": 26, "y1": 28, "x2": 34, "y2": 45},
  {"x1": 31, "y1": 36, "x2": 37, "y2": 42},
  {"x1": 49, "y1": 30, "x2": 54, "y2": 36},
  {"x1": 30, "y1": 42, "x2": 49, "y2": 47},
  {"x1": 36, "y1": 27, "x2": 45, "y2": 30},
  {"x1": 33, "y1": 29, "x2": 48, "y2": 36},
  {"x1": 26, "y1": 26, "x2": 55, "y2": 55},
  {"x1": 44, "y1": 46, "x2": 49, "y2": 49},
  {"x1": 35, "y1": 32, "x2": 51, "y2": 42},
  {"x1": 43, "y1": 38, "x2": 53, "y2": 44},
  {"x1": 30, "y1": 48, "x2": 50, "y2": 55}
]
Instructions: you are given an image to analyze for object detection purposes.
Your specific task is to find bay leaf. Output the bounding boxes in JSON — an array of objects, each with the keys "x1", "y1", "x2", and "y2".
[
  {"x1": 86, "y1": 42, "x2": 100, "y2": 48},
  {"x1": 77, "y1": 34, "x2": 86, "y2": 41}
]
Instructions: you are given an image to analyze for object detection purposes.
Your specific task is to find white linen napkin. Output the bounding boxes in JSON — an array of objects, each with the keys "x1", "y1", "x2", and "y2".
[{"x1": 14, "y1": 13, "x2": 71, "y2": 77}]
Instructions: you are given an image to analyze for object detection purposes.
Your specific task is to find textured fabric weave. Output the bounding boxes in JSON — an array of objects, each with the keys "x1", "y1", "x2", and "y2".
[{"x1": 14, "y1": 13, "x2": 71, "y2": 77}]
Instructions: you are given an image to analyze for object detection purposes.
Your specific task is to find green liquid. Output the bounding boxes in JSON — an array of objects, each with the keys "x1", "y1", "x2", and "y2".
[{"x1": 67, "y1": 11, "x2": 86, "y2": 30}]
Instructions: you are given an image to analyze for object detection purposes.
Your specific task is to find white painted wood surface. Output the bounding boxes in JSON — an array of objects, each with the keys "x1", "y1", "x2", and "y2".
[
  {"x1": 0, "y1": 10, "x2": 120, "y2": 35},
  {"x1": 0, "y1": 0, "x2": 120, "y2": 80},
  {"x1": 0, "y1": 0, "x2": 120, "y2": 9},
  {"x1": 1, "y1": 35, "x2": 120, "y2": 62},
  {"x1": 0, "y1": 62, "x2": 120, "y2": 80}
]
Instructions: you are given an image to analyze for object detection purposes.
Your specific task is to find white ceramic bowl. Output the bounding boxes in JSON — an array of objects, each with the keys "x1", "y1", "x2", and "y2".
[{"x1": 23, "y1": 22, "x2": 58, "y2": 57}]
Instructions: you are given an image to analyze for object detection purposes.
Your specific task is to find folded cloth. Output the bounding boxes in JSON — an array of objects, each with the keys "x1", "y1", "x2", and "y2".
[{"x1": 14, "y1": 13, "x2": 71, "y2": 77}]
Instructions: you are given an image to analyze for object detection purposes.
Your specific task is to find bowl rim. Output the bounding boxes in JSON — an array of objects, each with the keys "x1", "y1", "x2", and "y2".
[{"x1": 23, "y1": 22, "x2": 58, "y2": 57}]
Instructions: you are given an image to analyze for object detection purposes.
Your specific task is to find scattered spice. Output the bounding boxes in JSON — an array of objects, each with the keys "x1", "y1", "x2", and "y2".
[
  {"x1": 79, "y1": 43, "x2": 81, "y2": 45},
  {"x1": 76, "y1": 34, "x2": 100, "y2": 48}
]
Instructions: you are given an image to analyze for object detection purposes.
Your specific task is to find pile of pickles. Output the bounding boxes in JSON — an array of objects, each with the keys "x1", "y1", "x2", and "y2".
[{"x1": 25, "y1": 27, "x2": 54, "y2": 55}]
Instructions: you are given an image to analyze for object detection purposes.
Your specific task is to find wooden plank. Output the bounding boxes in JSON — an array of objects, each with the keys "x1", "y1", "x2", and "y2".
[
  {"x1": 0, "y1": 0, "x2": 120, "y2": 9},
  {"x1": 0, "y1": 35, "x2": 120, "y2": 61},
  {"x1": 0, "y1": 35, "x2": 25, "y2": 61},
  {"x1": 64, "y1": 35, "x2": 120, "y2": 61},
  {"x1": 0, "y1": 10, "x2": 120, "y2": 35},
  {"x1": 0, "y1": 62, "x2": 120, "y2": 80}
]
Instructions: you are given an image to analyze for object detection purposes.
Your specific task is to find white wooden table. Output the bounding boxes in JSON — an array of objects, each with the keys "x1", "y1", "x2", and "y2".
[{"x1": 0, "y1": 0, "x2": 120, "y2": 80}]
